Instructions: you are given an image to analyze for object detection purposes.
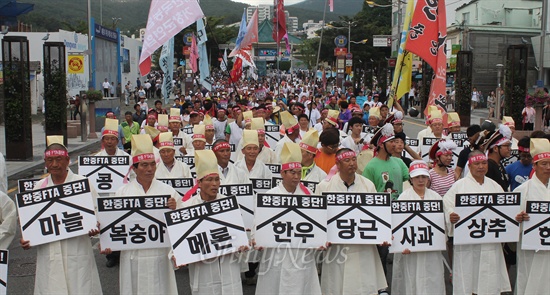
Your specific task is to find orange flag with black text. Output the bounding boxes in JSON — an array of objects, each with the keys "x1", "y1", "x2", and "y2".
[
  {"x1": 230, "y1": 57, "x2": 243, "y2": 83},
  {"x1": 405, "y1": 0, "x2": 448, "y2": 118}
]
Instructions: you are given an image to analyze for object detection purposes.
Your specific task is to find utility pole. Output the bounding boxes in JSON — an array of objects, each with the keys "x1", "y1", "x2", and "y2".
[{"x1": 539, "y1": 0, "x2": 548, "y2": 83}]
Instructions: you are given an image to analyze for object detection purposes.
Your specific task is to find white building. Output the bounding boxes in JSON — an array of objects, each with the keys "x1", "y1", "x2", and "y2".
[
  {"x1": 288, "y1": 16, "x2": 299, "y2": 33},
  {"x1": 247, "y1": 5, "x2": 272, "y2": 22},
  {"x1": 303, "y1": 20, "x2": 325, "y2": 39}
]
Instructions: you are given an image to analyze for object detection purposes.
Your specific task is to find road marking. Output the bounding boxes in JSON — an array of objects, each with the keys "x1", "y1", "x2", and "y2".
[{"x1": 404, "y1": 119, "x2": 426, "y2": 128}]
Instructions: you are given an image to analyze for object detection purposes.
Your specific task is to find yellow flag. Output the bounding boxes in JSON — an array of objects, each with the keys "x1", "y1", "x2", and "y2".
[
  {"x1": 387, "y1": 0, "x2": 415, "y2": 108},
  {"x1": 67, "y1": 55, "x2": 84, "y2": 74}
]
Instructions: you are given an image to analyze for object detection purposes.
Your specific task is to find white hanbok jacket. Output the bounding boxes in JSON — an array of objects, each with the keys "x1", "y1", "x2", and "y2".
[
  {"x1": 255, "y1": 184, "x2": 321, "y2": 295},
  {"x1": 443, "y1": 173, "x2": 511, "y2": 295},
  {"x1": 234, "y1": 159, "x2": 273, "y2": 180},
  {"x1": 219, "y1": 163, "x2": 249, "y2": 185},
  {"x1": 315, "y1": 173, "x2": 387, "y2": 295},
  {"x1": 115, "y1": 179, "x2": 179, "y2": 295},
  {"x1": 155, "y1": 159, "x2": 192, "y2": 179},
  {"x1": 514, "y1": 174, "x2": 550, "y2": 295},
  {"x1": 181, "y1": 193, "x2": 243, "y2": 295},
  {"x1": 33, "y1": 171, "x2": 103, "y2": 295},
  {"x1": 236, "y1": 144, "x2": 277, "y2": 164},
  {"x1": 302, "y1": 164, "x2": 327, "y2": 183},
  {"x1": 391, "y1": 187, "x2": 446, "y2": 295},
  {"x1": 0, "y1": 191, "x2": 16, "y2": 249}
]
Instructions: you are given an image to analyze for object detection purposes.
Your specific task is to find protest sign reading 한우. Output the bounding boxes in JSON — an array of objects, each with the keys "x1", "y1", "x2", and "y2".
[
  {"x1": 390, "y1": 200, "x2": 446, "y2": 253},
  {"x1": 79, "y1": 156, "x2": 130, "y2": 194},
  {"x1": 522, "y1": 201, "x2": 550, "y2": 251},
  {"x1": 98, "y1": 195, "x2": 171, "y2": 250},
  {"x1": 254, "y1": 193, "x2": 327, "y2": 248},
  {"x1": 324, "y1": 192, "x2": 391, "y2": 244},
  {"x1": 165, "y1": 196, "x2": 248, "y2": 266},
  {"x1": 16, "y1": 179, "x2": 97, "y2": 246},
  {"x1": 454, "y1": 193, "x2": 520, "y2": 245}
]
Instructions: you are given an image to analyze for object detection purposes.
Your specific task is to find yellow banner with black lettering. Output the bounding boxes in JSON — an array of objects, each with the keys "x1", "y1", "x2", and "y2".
[{"x1": 67, "y1": 55, "x2": 84, "y2": 74}]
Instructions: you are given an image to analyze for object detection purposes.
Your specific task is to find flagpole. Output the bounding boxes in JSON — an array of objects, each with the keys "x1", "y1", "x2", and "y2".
[{"x1": 315, "y1": 0, "x2": 329, "y2": 91}]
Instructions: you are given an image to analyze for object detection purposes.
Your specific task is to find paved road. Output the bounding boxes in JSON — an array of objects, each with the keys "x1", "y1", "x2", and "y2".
[{"x1": 5, "y1": 109, "x2": 514, "y2": 295}]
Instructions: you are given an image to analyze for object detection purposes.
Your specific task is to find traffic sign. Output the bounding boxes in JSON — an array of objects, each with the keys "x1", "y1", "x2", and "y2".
[
  {"x1": 183, "y1": 32, "x2": 193, "y2": 46},
  {"x1": 345, "y1": 59, "x2": 353, "y2": 66},
  {"x1": 334, "y1": 35, "x2": 348, "y2": 48},
  {"x1": 346, "y1": 53, "x2": 353, "y2": 59},
  {"x1": 334, "y1": 47, "x2": 347, "y2": 56},
  {"x1": 373, "y1": 35, "x2": 391, "y2": 47}
]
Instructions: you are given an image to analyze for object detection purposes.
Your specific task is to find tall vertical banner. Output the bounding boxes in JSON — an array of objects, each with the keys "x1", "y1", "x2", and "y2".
[
  {"x1": 220, "y1": 48, "x2": 228, "y2": 72},
  {"x1": 139, "y1": 0, "x2": 204, "y2": 75},
  {"x1": 405, "y1": 0, "x2": 448, "y2": 118},
  {"x1": 388, "y1": 0, "x2": 414, "y2": 107},
  {"x1": 160, "y1": 37, "x2": 174, "y2": 104},
  {"x1": 272, "y1": 0, "x2": 287, "y2": 43},
  {"x1": 197, "y1": 18, "x2": 212, "y2": 91}
]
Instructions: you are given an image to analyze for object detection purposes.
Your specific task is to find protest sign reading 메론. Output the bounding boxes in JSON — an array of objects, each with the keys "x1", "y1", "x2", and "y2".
[
  {"x1": 271, "y1": 178, "x2": 318, "y2": 193},
  {"x1": 78, "y1": 156, "x2": 130, "y2": 194},
  {"x1": 264, "y1": 125, "x2": 281, "y2": 151},
  {"x1": 157, "y1": 178, "x2": 194, "y2": 197},
  {"x1": 0, "y1": 250, "x2": 7, "y2": 295},
  {"x1": 254, "y1": 193, "x2": 327, "y2": 248},
  {"x1": 165, "y1": 196, "x2": 248, "y2": 266},
  {"x1": 390, "y1": 200, "x2": 446, "y2": 253},
  {"x1": 250, "y1": 178, "x2": 273, "y2": 195},
  {"x1": 16, "y1": 179, "x2": 97, "y2": 246},
  {"x1": 218, "y1": 183, "x2": 254, "y2": 230},
  {"x1": 18, "y1": 178, "x2": 40, "y2": 193},
  {"x1": 454, "y1": 193, "x2": 520, "y2": 245},
  {"x1": 265, "y1": 164, "x2": 281, "y2": 178},
  {"x1": 521, "y1": 201, "x2": 550, "y2": 250},
  {"x1": 175, "y1": 156, "x2": 196, "y2": 178},
  {"x1": 98, "y1": 195, "x2": 171, "y2": 250},
  {"x1": 324, "y1": 192, "x2": 391, "y2": 244}
]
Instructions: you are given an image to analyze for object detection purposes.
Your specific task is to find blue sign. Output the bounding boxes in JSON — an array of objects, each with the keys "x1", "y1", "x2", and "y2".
[
  {"x1": 94, "y1": 24, "x2": 118, "y2": 42},
  {"x1": 334, "y1": 35, "x2": 347, "y2": 48},
  {"x1": 537, "y1": 80, "x2": 544, "y2": 87},
  {"x1": 183, "y1": 32, "x2": 193, "y2": 46}
]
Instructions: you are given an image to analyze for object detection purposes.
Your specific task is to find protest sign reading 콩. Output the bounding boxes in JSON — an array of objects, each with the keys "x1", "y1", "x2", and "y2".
[
  {"x1": 521, "y1": 201, "x2": 550, "y2": 251},
  {"x1": 254, "y1": 194, "x2": 327, "y2": 248},
  {"x1": 265, "y1": 124, "x2": 281, "y2": 151},
  {"x1": 218, "y1": 183, "x2": 254, "y2": 230},
  {"x1": 18, "y1": 178, "x2": 40, "y2": 193},
  {"x1": 157, "y1": 178, "x2": 194, "y2": 197},
  {"x1": 0, "y1": 250, "x2": 7, "y2": 295},
  {"x1": 98, "y1": 195, "x2": 171, "y2": 250},
  {"x1": 16, "y1": 179, "x2": 97, "y2": 246},
  {"x1": 454, "y1": 193, "x2": 520, "y2": 245},
  {"x1": 165, "y1": 196, "x2": 248, "y2": 266},
  {"x1": 79, "y1": 156, "x2": 130, "y2": 194},
  {"x1": 324, "y1": 192, "x2": 391, "y2": 244},
  {"x1": 390, "y1": 200, "x2": 446, "y2": 253}
]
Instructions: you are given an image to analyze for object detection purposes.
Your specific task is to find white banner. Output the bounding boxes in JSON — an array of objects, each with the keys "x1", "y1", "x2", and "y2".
[
  {"x1": 219, "y1": 183, "x2": 254, "y2": 230},
  {"x1": 522, "y1": 201, "x2": 550, "y2": 250},
  {"x1": 254, "y1": 193, "x2": 327, "y2": 248},
  {"x1": 390, "y1": 200, "x2": 446, "y2": 253},
  {"x1": 265, "y1": 125, "x2": 281, "y2": 151},
  {"x1": 157, "y1": 178, "x2": 194, "y2": 198},
  {"x1": 0, "y1": 250, "x2": 7, "y2": 295},
  {"x1": 454, "y1": 193, "x2": 520, "y2": 245},
  {"x1": 324, "y1": 192, "x2": 391, "y2": 244},
  {"x1": 165, "y1": 196, "x2": 248, "y2": 266},
  {"x1": 175, "y1": 156, "x2": 196, "y2": 178},
  {"x1": 16, "y1": 179, "x2": 97, "y2": 246},
  {"x1": 78, "y1": 156, "x2": 130, "y2": 194},
  {"x1": 160, "y1": 37, "x2": 174, "y2": 104},
  {"x1": 98, "y1": 195, "x2": 171, "y2": 250},
  {"x1": 18, "y1": 178, "x2": 40, "y2": 193}
]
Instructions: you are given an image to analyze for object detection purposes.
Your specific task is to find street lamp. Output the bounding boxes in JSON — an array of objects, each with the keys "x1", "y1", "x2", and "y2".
[
  {"x1": 496, "y1": 63, "x2": 504, "y2": 119},
  {"x1": 350, "y1": 39, "x2": 369, "y2": 44},
  {"x1": 326, "y1": 21, "x2": 357, "y2": 52}
]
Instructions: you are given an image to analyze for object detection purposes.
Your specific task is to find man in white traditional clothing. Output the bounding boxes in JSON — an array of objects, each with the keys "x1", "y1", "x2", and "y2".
[
  {"x1": 168, "y1": 108, "x2": 193, "y2": 156},
  {"x1": 95, "y1": 118, "x2": 131, "y2": 156},
  {"x1": 443, "y1": 150, "x2": 512, "y2": 295},
  {"x1": 236, "y1": 117, "x2": 276, "y2": 164},
  {"x1": 274, "y1": 111, "x2": 301, "y2": 163},
  {"x1": 203, "y1": 114, "x2": 216, "y2": 145},
  {"x1": 234, "y1": 130, "x2": 273, "y2": 179},
  {"x1": 101, "y1": 134, "x2": 179, "y2": 295},
  {"x1": 155, "y1": 132, "x2": 192, "y2": 178},
  {"x1": 391, "y1": 160, "x2": 446, "y2": 294},
  {"x1": 315, "y1": 148, "x2": 388, "y2": 295},
  {"x1": 212, "y1": 139, "x2": 249, "y2": 185},
  {"x1": 254, "y1": 142, "x2": 322, "y2": 295},
  {"x1": 20, "y1": 136, "x2": 103, "y2": 295},
  {"x1": 299, "y1": 129, "x2": 327, "y2": 183},
  {"x1": 416, "y1": 105, "x2": 438, "y2": 141},
  {"x1": 0, "y1": 187, "x2": 16, "y2": 249},
  {"x1": 176, "y1": 149, "x2": 247, "y2": 294},
  {"x1": 514, "y1": 138, "x2": 550, "y2": 294},
  {"x1": 187, "y1": 124, "x2": 208, "y2": 155}
]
